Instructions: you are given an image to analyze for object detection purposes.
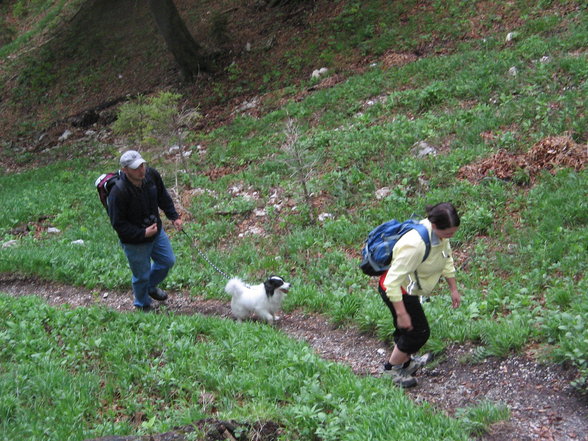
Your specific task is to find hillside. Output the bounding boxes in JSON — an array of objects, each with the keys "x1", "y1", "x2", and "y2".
[
  {"x1": 1, "y1": 0, "x2": 353, "y2": 145},
  {"x1": 0, "y1": 1, "x2": 587, "y2": 440},
  {"x1": 2, "y1": 0, "x2": 582, "y2": 150}
]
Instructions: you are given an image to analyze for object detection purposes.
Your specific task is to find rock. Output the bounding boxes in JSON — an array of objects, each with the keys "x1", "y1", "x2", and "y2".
[
  {"x1": 411, "y1": 141, "x2": 437, "y2": 158},
  {"x1": 318, "y1": 212, "x2": 334, "y2": 222},
  {"x1": 58, "y1": 130, "x2": 72, "y2": 142},
  {"x1": 47, "y1": 227, "x2": 61, "y2": 234},
  {"x1": 375, "y1": 187, "x2": 391, "y2": 200},
  {"x1": 71, "y1": 239, "x2": 85, "y2": 245},
  {"x1": 238, "y1": 225, "x2": 264, "y2": 237},
  {"x1": 234, "y1": 97, "x2": 260, "y2": 114},
  {"x1": 2, "y1": 240, "x2": 18, "y2": 248},
  {"x1": 311, "y1": 67, "x2": 329, "y2": 79}
]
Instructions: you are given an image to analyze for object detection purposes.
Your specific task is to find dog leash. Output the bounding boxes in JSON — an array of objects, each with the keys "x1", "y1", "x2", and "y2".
[{"x1": 180, "y1": 229, "x2": 232, "y2": 280}]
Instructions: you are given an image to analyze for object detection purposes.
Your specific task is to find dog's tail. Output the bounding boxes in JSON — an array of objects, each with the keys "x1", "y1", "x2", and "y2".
[{"x1": 225, "y1": 278, "x2": 243, "y2": 298}]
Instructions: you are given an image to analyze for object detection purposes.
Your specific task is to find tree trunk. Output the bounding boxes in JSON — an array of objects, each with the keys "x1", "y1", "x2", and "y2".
[{"x1": 148, "y1": 0, "x2": 209, "y2": 81}]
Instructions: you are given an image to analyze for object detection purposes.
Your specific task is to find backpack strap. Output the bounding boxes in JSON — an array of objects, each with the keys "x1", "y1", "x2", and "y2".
[
  {"x1": 412, "y1": 223, "x2": 431, "y2": 262},
  {"x1": 411, "y1": 223, "x2": 431, "y2": 291}
]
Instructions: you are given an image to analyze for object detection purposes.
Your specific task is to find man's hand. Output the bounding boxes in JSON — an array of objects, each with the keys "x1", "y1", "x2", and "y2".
[
  {"x1": 145, "y1": 223, "x2": 158, "y2": 238},
  {"x1": 172, "y1": 218, "x2": 183, "y2": 231}
]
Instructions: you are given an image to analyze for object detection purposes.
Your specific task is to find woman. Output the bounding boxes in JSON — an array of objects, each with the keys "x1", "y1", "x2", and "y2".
[{"x1": 379, "y1": 202, "x2": 461, "y2": 388}]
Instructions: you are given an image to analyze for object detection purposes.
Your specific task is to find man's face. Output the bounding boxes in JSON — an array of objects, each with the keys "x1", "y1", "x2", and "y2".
[{"x1": 124, "y1": 163, "x2": 146, "y2": 182}]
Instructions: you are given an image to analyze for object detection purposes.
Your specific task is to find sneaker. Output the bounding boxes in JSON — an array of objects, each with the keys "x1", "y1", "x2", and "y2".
[
  {"x1": 403, "y1": 353, "x2": 432, "y2": 376},
  {"x1": 383, "y1": 365, "x2": 418, "y2": 388},
  {"x1": 148, "y1": 287, "x2": 168, "y2": 301}
]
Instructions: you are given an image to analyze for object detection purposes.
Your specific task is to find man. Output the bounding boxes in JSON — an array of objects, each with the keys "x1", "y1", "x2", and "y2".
[{"x1": 108, "y1": 150, "x2": 183, "y2": 311}]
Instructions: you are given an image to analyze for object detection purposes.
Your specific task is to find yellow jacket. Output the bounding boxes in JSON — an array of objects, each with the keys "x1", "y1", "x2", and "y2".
[{"x1": 382, "y1": 219, "x2": 456, "y2": 302}]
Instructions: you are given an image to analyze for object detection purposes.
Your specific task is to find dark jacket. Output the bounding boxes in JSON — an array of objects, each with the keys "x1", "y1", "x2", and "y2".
[{"x1": 107, "y1": 167, "x2": 179, "y2": 244}]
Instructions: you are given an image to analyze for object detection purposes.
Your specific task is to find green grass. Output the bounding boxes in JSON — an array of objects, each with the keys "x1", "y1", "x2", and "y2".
[
  {"x1": 1, "y1": 0, "x2": 587, "y2": 438},
  {"x1": 0, "y1": 294, "x2": 470, "y2": 441},
  {"x1": 455, "y1": 400, "x2": 511, "y2": 437},
  {"x1": 0, "y1": 0, "x2": 75, "y2": 58}
]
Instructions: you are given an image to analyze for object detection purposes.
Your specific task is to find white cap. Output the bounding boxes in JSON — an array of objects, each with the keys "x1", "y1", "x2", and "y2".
[{"x1": 120, "y1": 150, "x2": 146, "y2": 169}]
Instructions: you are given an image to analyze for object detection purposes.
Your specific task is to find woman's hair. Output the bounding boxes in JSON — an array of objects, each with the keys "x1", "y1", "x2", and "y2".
[{"x1": 426, "y1": 202, "x2": 460, "y2": 230}]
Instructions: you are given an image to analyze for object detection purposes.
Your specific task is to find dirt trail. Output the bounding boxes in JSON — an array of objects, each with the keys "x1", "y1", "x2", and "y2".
[{"x1": 1, "y1": 274, "x2": 586, "y2": 441}]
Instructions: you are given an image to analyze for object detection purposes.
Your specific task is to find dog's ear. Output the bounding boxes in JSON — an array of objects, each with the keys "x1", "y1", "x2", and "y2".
[
  {"x1": 263, "y1": 279, "x2": 275, "y2": 297},
  {"x1": 264, "y1": 276, "x2": 285, "y2": 296}
]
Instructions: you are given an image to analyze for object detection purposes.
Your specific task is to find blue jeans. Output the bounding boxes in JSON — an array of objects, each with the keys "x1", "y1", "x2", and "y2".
[{"x1": 121, "y1": 229, "x2": 176, "y2": 308}]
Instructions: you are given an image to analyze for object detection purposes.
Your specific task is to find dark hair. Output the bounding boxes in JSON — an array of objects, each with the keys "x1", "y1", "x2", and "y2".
[{"x1": 426, "y1": 202, "x2": 460, "y2": 230}]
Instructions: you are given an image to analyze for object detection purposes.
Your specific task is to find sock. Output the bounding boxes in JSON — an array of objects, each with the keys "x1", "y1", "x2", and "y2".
[
  {"x1": 385, "y1": 362, "x2": 410, "y2": 371},
  {"x1": 385, "y1": 361, "x2": 411, "y2": 370}
]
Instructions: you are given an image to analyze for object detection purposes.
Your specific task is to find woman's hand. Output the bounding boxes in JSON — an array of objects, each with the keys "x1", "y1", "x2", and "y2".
[
  {"x1": 397, "y1": 312, "x2": 413, "y2": 330},
  {"x1": 446, "y1": 277, "x2": 461, "y2": 308},
  {"x1": 451, "y1": 290, "x2": 461, "y2": 308}
]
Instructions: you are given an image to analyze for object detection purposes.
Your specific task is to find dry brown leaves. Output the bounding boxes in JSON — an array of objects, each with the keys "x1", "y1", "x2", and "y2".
[
  {"x1": 458, "y1": 135, "x2": 588, "y2": 183},
  {"x1": 381, "y1": 51, "x2": 419, "y2": 68}
]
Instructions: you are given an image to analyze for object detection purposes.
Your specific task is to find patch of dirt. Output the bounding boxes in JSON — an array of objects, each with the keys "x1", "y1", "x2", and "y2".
[
  {"x1": 1, "y1": 273, "x2": 586, "y2": 441},
  {"x1": 458, "y1": 135, "x2": 587, "y2": 184},
  {"x1": 85, "y1": 419, "x2": 281, "y2": 441}
]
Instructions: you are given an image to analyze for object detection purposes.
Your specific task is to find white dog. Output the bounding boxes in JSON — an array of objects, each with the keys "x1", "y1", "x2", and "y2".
[{"x1": 225, "y1": 276, "x2": 290, "y2": 324}]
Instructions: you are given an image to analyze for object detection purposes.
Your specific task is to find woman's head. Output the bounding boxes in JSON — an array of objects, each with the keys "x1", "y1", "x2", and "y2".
[{"x1": 426, "y1": 202, "x2": 460, "y2": 238}]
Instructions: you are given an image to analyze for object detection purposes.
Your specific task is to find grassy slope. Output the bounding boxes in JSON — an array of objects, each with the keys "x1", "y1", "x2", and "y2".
[
  {"x1": 0, "y1": 0, "x2": 587, "y2": 439},
  {"x1": 0, "y1": 294, "x2": 471, "y2": 440}
]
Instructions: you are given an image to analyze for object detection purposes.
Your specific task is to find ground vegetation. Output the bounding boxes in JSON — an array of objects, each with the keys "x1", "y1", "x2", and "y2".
[{"x1": 0, "y1": 0, "x2": 587, "y2": 440}]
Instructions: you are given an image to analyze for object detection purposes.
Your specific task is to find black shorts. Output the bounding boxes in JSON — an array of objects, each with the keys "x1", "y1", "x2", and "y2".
[{"x1": 378, "y1": 286, "x2": 430, "y2": 354}]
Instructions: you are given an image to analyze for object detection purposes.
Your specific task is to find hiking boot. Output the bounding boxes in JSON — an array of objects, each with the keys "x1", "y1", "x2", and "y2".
[
  {"x1": 383, "y1": 365, "x2": 418, "y2": 388},
  {"x1": 148, "y1": 287, "x2": 168, "y2": 301},
  {"x1": 403, "y1": 353, "x2": 432, "y2": 376},
  {"x1": 135, "y1": 304, "x2": 158, "y2": 312}
]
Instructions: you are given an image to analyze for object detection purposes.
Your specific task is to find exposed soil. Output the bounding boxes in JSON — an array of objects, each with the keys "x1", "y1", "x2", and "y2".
[{"x1": 1, "y1": 273, "x2": 586, "y2": 441}]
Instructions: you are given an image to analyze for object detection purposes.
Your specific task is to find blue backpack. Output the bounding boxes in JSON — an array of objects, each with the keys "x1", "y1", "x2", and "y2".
[{"x1": 359, "y1": 219, "x2": 431, "y2": 276}]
